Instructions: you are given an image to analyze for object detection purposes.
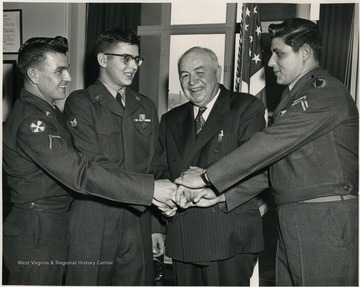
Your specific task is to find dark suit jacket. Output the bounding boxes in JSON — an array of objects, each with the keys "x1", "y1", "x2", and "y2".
[{"x1": 155, "y1": 85, "x2": 266, "y2": 263}]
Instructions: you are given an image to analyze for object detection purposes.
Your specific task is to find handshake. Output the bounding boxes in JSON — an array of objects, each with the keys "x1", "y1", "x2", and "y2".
[{"x1": 152, "y1": 167, "x2": 225, "y2": 217}]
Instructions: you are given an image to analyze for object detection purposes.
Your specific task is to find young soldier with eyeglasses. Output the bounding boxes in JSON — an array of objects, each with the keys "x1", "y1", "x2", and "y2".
[{"x1": 64, "y1": 29, "x2": 173, "y2": 285}]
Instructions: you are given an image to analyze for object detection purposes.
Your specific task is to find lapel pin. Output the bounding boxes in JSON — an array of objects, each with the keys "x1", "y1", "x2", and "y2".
[{"x1": 218, "y1": 129, "x2": 224, "y2": 142}]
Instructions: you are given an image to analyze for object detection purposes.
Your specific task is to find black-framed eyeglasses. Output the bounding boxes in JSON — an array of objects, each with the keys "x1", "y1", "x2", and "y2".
[{"x1": 103, "y1": 53, "x2": 144, "y2": 66}]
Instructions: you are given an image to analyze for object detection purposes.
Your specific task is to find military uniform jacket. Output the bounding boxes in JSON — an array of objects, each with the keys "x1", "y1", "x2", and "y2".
[
  {"x1": 3, "y1": 89, "x2": 154, "y2": 206},
  {"x1": 64, "y1": 79, "x2": 158, "y2": 208},
  {"x1": 155, "y1": 85, "x2": 266, "y2": 263},
  {"x1": 207, "y1": 68, "x2": 359, "y2": 204}
]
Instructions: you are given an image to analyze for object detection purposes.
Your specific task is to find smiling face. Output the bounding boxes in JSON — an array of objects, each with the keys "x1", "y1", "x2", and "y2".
[
  {"x1": 179, "y1": 50, "x2": 221, "y2": 107},
  {"x1": 268, "y1": 37, "x2": 305, "y2": 86},
  {"x1": 34, "y1": 52, "x2": 71, "y2": 103},
  {"x1": 100, "y1": 42, "x2": 140, "y2": 90}
]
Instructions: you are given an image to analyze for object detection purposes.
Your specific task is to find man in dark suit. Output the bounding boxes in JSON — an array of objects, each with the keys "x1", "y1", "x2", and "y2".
[
  {"x1": 63, "y1": 29, "x2": 175, "y2": 285},
  {"x1": 155, "y1": 46, "x2": 267, "y2": 285}
]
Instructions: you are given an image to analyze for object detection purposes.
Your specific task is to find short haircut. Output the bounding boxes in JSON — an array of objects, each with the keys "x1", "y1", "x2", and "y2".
[
  {"x1": 18, "y1": 36, "x2": 68, "y2": 75},
  {"x1": 268, "y1": 18, "x2": 322, "y2": 60},
  {"x1": 95, "y1": 29, "x2": 140, "y2": 55},
  {"x1": 177, "y1": 46, "x2": 219, "y2": 74}
]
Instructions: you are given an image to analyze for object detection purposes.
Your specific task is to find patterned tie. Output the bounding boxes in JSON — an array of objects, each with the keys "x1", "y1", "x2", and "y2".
[
  {"x1": 195, "y1": 107, "x2": 207, "y2": 135},
  {"x1": 116, "y1": 91, "x2": 125, "y2": 108}
]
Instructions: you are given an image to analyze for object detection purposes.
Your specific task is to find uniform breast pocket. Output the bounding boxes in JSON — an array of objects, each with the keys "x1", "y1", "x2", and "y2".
[
  {"x1": 133, "y1": 121, "x2": 153, "y2": 137},
  {"x1": 97, "y1": 124, "x2": 124, "y2": 159}
]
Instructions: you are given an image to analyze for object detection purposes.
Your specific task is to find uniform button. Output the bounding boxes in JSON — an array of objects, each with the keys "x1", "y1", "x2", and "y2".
[
  {"x1": 211, "y1": 207, "x2": 216, "y2": 212},
  {"x1": 343, "y1": 185, "x2": 350, "y2": 191},
  {"x1": 213, "y1": 148, "x2": 219, "y2": 153},
  {"x1": 29, "y1": 202, "x2": 35, "y2": 208},
  {"x1": 94, "y1": 94, "x2": 100, "y2": 100},
  {"x1": 172, "y1": 156, "x2": 177, "y2": 161}
]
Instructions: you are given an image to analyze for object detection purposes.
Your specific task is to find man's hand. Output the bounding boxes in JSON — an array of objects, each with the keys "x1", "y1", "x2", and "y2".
[
  {"x1": 175, "y1": 166, "x2": 206, "y2": 189},
  {"x1": 152, "y1": 233, "x2": 165, "y2": 257},
  {"x1": 175, "y1": 186, "x2": 218, "y2": 208},
  {"x1": 152, "y1": 179, "x2": 177, "y2": 208},
  {"x1": 153, "y1": 198, "x2": 178, "y2": 217},
  {"x1": 188, "y1": 194, "x2": 226, "y2": 208}
]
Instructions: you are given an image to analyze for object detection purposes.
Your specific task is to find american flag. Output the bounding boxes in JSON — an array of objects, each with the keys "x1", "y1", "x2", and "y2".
[{"x1": 235, "y1": 3, "x2": 267, "y2": 108}]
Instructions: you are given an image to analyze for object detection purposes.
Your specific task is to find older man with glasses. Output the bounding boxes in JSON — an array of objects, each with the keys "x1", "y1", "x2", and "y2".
[{"x1": 64, "y1": 29, "x2": 174, "y2": 286}]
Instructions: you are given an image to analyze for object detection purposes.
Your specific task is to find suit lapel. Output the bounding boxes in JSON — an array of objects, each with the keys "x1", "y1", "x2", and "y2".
[
  {"x1": 170, "y1": 103, "x2": 197, "y2": 161},
  {"x1": 183, "y1": 87, "x2": 230, "y2": 168}
]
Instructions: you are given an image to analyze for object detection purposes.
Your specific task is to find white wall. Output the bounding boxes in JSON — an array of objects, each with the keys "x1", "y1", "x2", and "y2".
[{"x1": 3, "y1": 2, "x2": 87, "y2": 108}]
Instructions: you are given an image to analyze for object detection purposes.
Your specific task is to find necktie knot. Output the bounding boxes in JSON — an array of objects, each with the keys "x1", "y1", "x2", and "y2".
[
  {"x1": 116, "y1": 91, "x2": 126, "y2": 108},
  {"x1": 195, "y1": 107, "x2": 207, "y2": 135}
]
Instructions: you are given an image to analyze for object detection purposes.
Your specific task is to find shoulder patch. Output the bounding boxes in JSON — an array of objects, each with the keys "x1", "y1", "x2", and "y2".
[
  {"x1": 312, "y1": 77, "x2": 327, "y2": 89},
  {"x1": 30, "y1": 120, "x2": 46, "y2": 133}
]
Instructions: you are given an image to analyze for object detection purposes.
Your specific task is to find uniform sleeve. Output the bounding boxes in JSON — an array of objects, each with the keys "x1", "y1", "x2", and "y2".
[
  {"x1": 208, "y1": 84, "x2": 349, "y2": 193},
  {"x1": 153, "y1": 114, "x2": 171, "y2": 180},
  {"x1": 218, "y1": 97, "x2": 269, "y2": 211},
  {"x1": 16, "y1": 115, "x2": 154, "y2": 208}
]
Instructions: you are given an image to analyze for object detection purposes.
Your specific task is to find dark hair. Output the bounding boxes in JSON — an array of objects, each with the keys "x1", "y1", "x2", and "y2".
[
  {"x1": 18, "y1": 36, "x2": 68, "y2": 75},
  {"x1": 95, "y1": 29, "x2": 140, "y2": 55},
  {"x1": 268, "y1": 18, "x2": 322, "y2": 60}
]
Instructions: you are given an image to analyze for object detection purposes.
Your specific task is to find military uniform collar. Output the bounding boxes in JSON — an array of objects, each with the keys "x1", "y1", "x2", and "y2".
[
  {"x1": 19, "y1": 89, "x2": 59, "y2": 116},
  {"x1": 289, "y1": 66, "x2": 322, "y2": 91}
]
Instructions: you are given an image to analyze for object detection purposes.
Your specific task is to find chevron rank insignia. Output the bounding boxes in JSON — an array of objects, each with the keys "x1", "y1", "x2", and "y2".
[
  {"x1": 291, "y1": 96, "x2": 309, "y2": 111},
  {"x1": 312, "y1": 77, "x2": 327, "y2": 88},
  {"x1": 30, "y1": 120, "x2": 46, "y2": 133}
]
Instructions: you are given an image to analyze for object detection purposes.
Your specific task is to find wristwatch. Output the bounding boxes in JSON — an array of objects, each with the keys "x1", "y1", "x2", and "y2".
[{"x1": 200, "y1": 170, "x2": 211, "y2": 186}]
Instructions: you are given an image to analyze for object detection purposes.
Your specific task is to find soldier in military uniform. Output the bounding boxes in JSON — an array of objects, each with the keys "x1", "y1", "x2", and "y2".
[
  {"x1": 176, "y1": 18, "x2": 358, "y2": 286},
  {"x1": 63, "y1": 29, "x2": 167, "y2": 285},
  {"x1": 2, "y1": 36, "x2": 176, "y2": 285}
]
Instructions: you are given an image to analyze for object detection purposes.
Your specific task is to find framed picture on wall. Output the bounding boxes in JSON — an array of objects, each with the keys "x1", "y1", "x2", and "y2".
[
  {"x1": 3, "y1": 60, "x2": 17, "y2": 122},
  {"x1": 3, "y1": 9, "x2": 23, "y2": 54}
]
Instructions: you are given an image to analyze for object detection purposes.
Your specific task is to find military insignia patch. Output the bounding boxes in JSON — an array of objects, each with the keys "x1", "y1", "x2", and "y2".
[
  {"x1": 312, "y1": 77, "x2": 327, "y2": 88},
  {"x1": 291, "y1": 96, "x2": 309, "y2": 111},
  {"x1": 30, "y1": 120, "x2": 46, "y2": 133},
  {"x1": 69, "y1": 117, "x2": 78, "y2": 128}
]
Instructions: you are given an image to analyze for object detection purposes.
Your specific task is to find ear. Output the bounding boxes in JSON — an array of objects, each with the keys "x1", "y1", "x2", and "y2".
[
  {"x1": 97, "y1": 53, "x2": 107, "y2": 68},
  {"x1": 26, "y1": 68, "x2": 39, "y2": 84},
  {"x1": 216, "y1": 65, "x2": 222, "y2": 82},
  {"x1": 300, "y1": 44, "x2": 311, "y2": 62}
]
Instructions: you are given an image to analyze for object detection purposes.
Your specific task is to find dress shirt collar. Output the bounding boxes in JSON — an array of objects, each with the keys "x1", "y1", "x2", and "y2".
[{"x1": 193, "y1": 87, "x2": 220, "y2": 121}]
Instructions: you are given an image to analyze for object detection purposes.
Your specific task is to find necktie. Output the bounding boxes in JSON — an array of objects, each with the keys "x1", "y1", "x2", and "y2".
[
  {"x1": 116, "y1": 92, "x2": 125, "y2": 108},
  {"x1": 195, "y1": 107, "x2": 207, "y2": 135}
]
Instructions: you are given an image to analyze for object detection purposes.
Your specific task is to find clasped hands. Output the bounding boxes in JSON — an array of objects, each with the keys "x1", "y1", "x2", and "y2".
[{"x1": 152, "y1": 167, "x2": 224, "y2": 217}]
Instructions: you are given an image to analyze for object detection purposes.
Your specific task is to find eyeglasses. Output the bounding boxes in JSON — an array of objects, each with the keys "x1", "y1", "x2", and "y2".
[{"x1": 103, "y1": 53, "x2": 144, "y2": 66}]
